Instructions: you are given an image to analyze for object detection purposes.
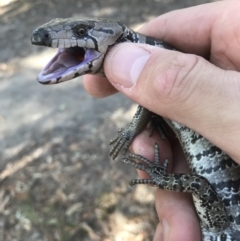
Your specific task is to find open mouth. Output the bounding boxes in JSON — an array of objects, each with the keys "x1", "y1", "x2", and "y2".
[{"x1": 37, "y1": 46, "x2": 102, "y2": 84}]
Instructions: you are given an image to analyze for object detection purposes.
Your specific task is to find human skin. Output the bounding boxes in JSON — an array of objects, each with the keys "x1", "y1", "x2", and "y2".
[{"x1": 83, "y1": 1, "x2": 240, "y2": 240}]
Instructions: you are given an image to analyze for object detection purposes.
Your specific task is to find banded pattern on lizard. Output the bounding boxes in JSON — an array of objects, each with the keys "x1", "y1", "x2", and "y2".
[{"x1": 31, "y1": 18, "x2": 240, "y2": 240}]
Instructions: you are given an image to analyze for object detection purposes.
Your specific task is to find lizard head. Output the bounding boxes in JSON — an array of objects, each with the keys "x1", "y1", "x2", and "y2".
[{"x1": 31, "y1": 18, "x2": 126, "y2": 84}]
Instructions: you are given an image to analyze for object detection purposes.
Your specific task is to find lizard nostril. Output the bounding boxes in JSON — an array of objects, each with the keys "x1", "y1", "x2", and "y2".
[
  {"x1": 31, "y1": 28, "x2": 52, "y2": 46},
  {"x1": 31, "y1": 31, "x2": 41, "y2": 44}
]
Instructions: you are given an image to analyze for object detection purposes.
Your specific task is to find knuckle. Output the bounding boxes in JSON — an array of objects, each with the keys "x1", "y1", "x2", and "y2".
[{"x1": 154, "y1": 52, "x2": 204, "y2": 105}]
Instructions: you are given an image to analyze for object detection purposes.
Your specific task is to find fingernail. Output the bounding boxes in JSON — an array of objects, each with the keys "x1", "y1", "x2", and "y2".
[{"x1": 105, "y1": 43, "x2": 151, "y2": 87}]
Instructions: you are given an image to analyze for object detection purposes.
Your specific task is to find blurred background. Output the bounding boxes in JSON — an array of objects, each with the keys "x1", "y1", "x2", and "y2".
[{"x1": 0, "y1": 0, "x2": 216, "y2": 240}]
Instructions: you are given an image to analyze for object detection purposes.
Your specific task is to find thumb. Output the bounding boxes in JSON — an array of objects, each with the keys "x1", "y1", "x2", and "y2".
[{"x1": 104, "y1": 43, "x2": 240, "y2": 161}]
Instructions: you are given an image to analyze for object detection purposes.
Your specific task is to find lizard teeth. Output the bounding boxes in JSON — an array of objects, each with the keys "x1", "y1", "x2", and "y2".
[
  {"x1": 52, "y1": 39, "x2": 58, "y2": 48},
  {"x1": 58, "y1": 39, "x2": 65, "y2": 48},
  {"x1": 70, "y1": 39, "x2": 77, "y2": 47},
  {"x1": 54, "y1": 39, "x2": 79, "y2": 48},
  {"x1": 64, "y1": 39, "x2": 71, "y2": 48}
]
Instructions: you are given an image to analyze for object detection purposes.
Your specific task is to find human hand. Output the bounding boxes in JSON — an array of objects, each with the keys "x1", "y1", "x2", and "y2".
[{"x1": 83, "y1": 1, "x2": 240, "y2": 240}]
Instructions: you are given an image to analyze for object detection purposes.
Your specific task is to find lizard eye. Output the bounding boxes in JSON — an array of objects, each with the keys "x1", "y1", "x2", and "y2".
[{"x1": 75, "y1": 27, "x2": 87, "y2": 37}]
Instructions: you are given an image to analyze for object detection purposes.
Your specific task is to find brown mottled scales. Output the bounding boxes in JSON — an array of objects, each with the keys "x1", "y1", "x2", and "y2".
[{"x1": 32, "y1": 18, "x2": 240, "y2": 240}]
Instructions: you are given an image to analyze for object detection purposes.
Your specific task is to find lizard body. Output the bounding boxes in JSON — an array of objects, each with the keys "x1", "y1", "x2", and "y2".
[{"x1": 31, "y1": 18, "x2": 240, "y2": 240}]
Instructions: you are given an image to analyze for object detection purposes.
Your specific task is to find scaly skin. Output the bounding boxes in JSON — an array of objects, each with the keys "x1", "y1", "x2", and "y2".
[{"x1": 31, "y1": 18, "x2": 240, "y2": 240}]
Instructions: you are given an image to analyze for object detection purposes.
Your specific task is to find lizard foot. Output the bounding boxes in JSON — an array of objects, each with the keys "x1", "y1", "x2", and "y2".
[
  {"x1": 121, "y1": 143, "x2": 168, "y2": 186},
  {"x1": 109, "y1": 126, "x2": 138, "y2": 160},
  {"x1": 109, "y1": 106, "x2": 152, "y2": 160}
]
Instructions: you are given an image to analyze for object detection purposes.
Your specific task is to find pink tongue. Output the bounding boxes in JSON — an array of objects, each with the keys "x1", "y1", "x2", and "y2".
[{"x1": 44, "y1": 52, "x2": 80, "y2": 75}]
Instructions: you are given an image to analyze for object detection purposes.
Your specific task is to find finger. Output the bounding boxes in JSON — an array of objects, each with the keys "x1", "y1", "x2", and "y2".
[
  {"x1": 83, "y1": 74, "x2": 117, "y2": 98},
  {"x1": 139, "y1": 0, "x2": 240, "y2": 70},
  {"x1": 154, "y1": 190, "x2": 201, "y2": 241},
  {"x1": 104, "y1": 43, "x2": 240, "y2": 162},
  {"x1": 139, "y1": 2, "x2": 219, "y2": 57}
]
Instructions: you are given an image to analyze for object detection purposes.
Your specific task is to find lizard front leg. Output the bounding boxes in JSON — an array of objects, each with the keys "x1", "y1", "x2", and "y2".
[
  {"x1": 109, "y1": 105, "x2": 168, "y2": 159},
  {"x1": 109, "y1": 106, "x2": 151, "y2": 159}
]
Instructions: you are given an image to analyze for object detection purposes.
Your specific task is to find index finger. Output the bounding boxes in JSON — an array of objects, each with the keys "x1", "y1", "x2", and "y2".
[
  {"x1": 83, "y1": 74, "x2": 117, "y2": 98},
  {"x1": 139, "y1": 1, "x2": 223, "y2": 58}
]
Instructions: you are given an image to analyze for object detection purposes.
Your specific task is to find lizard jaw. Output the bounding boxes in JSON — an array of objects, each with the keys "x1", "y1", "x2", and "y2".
[{"x1": 37, "y1": 46, "x2": 103, "y2": 85}]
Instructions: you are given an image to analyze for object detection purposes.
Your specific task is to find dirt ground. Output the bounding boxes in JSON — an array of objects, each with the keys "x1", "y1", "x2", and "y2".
[{"x1": 0, "y1": 0, "x2": 214, "y2": 240}]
